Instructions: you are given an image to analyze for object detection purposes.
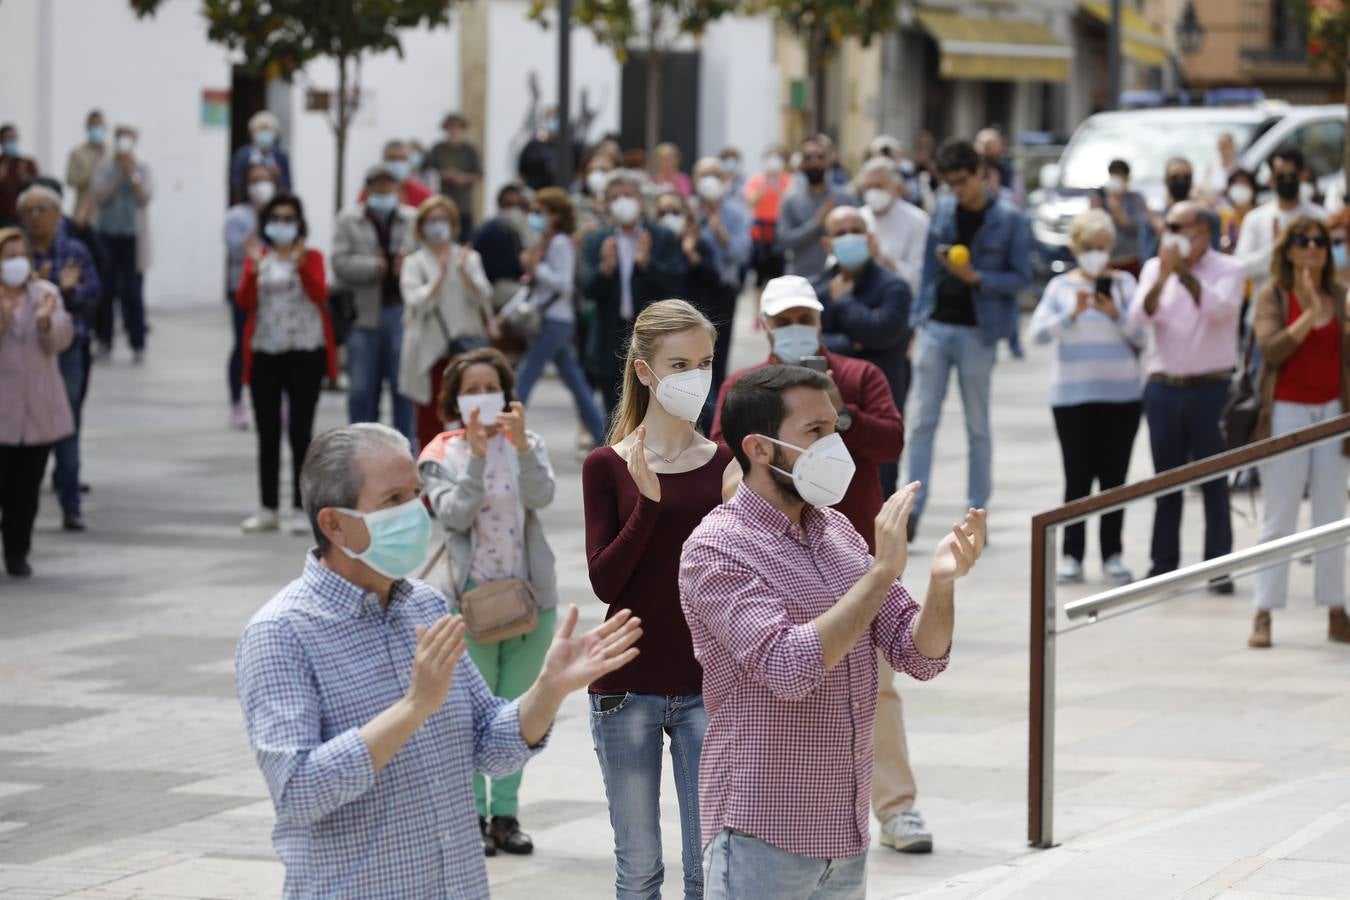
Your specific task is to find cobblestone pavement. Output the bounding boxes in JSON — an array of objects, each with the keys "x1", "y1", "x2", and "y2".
[{"x1": 2, "y1": 299, "x2": 1348, "y2": 899}]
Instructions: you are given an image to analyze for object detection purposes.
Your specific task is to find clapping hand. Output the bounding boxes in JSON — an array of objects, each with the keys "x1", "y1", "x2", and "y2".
[
  {"x1": 931, "y1": 508, "x2": 987, "y2": 585},
  {"x1": 829, "y1": 272, "x2": 853, "y2": 301},
  {"x1": 464, "y1": 406, "x2": 490, "y2": 459},
  {"x1": 58, "y1": 260, "x2": 81, "y2": 293},
  {"x1": 628, "y1": 426, "x2": 661, "y2": 502},
  {"x1": 873, "y1": 483, "x2": 919, "y2": 580},
  {"x1": 35, "y1": 291, "x2": 57, "y2": 332},
  {"x1": 600, "y1": 236, "x2": 618, "y2": 275},
  {"x1": 537, "y1": 606, "x2": 643, "y2": 696},
  {"x1": 405, "y1": 615, "x2": 468, "y2": 718},
  {"x1": 496, "y1": 401, "x2": 528, "y2": 452},
  {"x1": 635, "y1": 229, "x2": 652, "y2": 268}
]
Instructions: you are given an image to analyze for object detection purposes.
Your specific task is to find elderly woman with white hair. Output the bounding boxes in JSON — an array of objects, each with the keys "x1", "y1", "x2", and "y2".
[
  {"x1": 1028, "y1": 208, "x2": 1147, "y2": 585},
  {"x1": 230, "y1": 110, "x2": 292, "y2": 201}
]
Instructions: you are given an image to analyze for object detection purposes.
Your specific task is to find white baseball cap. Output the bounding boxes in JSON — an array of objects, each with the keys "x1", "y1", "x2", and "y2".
[{"x1": 760, "y1": 275, "x2": 824, "y2": 318}]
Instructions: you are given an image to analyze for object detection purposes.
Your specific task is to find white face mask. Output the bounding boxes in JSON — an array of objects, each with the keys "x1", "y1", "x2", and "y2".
[
  {"x1": 1299, "y1": 181, "x2": 1316, "y2": 203},
  {"x1": 458, "y1": 391, "x2": 505, "y2": 425},
  {"x1": 759, "y1": 432, "x2": 856, "y2": 508},
  {"x1": 863, "y1": 188, "x2": 893, "y2": 214},
  {"x1": 587, "y1": 169, "x2": 611, "y2": 196},
  {"x1": 115, "y1": 135, "x2": 135, "y2": 155},
  {"x1": 248, "y1": 180, "x2": 276, "y2": 206},
  {"x1": 646, "y1": 364, "x2": 712, "y2": 423},
  {"x1": 1227, "y1": 183, "x2": 1254, "y2": 207},
  {"x1": 696, "y1": 175, "x2": 725, "y2": 201},
  {"x1": 1076, "y1": 250, "x2": 1110, "y2": 277},
  {"x1": 610, "y1": 196, "x2": 641, "y2": 226},
  {"x1": 1106, "y1": 176, "x2": 1126, "y2": 194},
  {"x1": 660, "y1": 213, "x2": 686, "y2": 235},
  {"x1": 423, "y1": 220, "x2": 453, "y2": 245},
  {"x1": 1160, "y1": 232, "x2": 1192, "y2": 258},
  {"x1": 765, "y1": 154, "x2": 785, "y2": 175},
  {"x1": 1, "y1": 256, "x2": 31, "y2": 287}
]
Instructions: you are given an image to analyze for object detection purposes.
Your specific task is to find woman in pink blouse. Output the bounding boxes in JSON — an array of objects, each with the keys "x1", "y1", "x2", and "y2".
[
  {"x1": 0, "y1": 226, "x2": 74, "y2": 577},
  {"x1": 653, "y1": 142, "x2": 692, "y2": 197}
]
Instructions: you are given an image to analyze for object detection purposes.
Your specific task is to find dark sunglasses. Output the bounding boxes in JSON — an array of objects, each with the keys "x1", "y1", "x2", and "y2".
[
  {"x1": 1165, "y1": 221, "x2": 1195, "y2": 233},
  {"x1": 1291, "y1": 234, "x2": 1329, "y2": 249}
]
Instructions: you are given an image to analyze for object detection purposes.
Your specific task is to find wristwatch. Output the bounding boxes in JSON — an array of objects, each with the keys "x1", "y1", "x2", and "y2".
[{"x1": 836, "y1": 407, "x2": 853, "y2": 432}]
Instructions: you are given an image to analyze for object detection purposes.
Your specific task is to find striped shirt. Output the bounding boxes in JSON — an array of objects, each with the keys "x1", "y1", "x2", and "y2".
[
  {"x1": 1027, "y1": 270, "x2": 1146, "y2": 407},
  {"x1": 235, "y1": 552, "x2": 544, "y2": 898}
]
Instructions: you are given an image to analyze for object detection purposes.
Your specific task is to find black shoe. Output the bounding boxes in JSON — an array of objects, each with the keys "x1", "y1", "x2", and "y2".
[
  {"x1": 6, "y1": 558, "x2": 32, "y2": 577},
  {"x1": 479, "y1": 816, "x2": 497, "y2": 857},
  {"x1": 489, "y1": 816, "x2": 534, "y2": 855},
  {"x1": 1208, "y1": 576, "x2": 1235, "y2": 595},
  {"x1": 63, "y1": 514, "x2": 85, "y2": 532}
]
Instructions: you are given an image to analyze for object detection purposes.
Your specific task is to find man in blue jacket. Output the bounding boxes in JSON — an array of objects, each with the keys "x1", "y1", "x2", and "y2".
[
  {"x1": 816, "y1": 204, "x2": 910, "y2": 496},
  {"x1": 906, "y1": 139, "x2": 1031, "y2": 540}
]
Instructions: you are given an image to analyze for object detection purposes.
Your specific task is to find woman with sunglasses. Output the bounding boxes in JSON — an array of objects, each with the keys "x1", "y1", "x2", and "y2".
[
  {"x1": 235, "y1": 193, "x2": 337, "y2": 534},
  {"x1": 1249, "y1": 217, "x2": 1350, "y2": 648}
]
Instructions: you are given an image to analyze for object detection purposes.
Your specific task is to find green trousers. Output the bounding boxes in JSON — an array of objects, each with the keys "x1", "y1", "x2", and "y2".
[{"x1": 467, "y1": 605, "x2": 556, "y2": 818}]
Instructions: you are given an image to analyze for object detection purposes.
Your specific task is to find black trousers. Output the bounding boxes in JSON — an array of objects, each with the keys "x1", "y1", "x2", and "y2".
[
  {"x1": 249, "y1": 349, "x2": 326, "y2": 510},
  {"x1": 1, "y1": 444, "x2": 53, "y2": 565},
  {"x1": 1052, "y1": 401, "x2": 1142, "y2": 562}
]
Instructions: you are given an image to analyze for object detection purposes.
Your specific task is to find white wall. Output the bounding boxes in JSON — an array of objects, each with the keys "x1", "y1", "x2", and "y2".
[
  {"x1": 484, "y1": 0, "x2": 622, "y2": 199},
  {"x1": 698, "y1": 17, "x2": 779, "y2": 161},
  {"x1": 0, "y1": 0, "x2": 43, "y2": 162}
]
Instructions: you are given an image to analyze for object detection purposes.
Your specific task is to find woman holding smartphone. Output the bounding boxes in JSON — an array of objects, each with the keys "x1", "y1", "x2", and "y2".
[
  {"x1": 581, "y1": 298, "x2": 733, "y2": 900},
  {"x1": 1028, "y1": 209, "x2": 1146, "y2": 585}
]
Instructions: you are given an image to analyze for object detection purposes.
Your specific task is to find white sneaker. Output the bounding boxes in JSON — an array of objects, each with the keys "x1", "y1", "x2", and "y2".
[
  {"x1": 1103, "y1": 555, "x2": 1134, "y2": 584},
  {"x1": 286, "y1": 513, "x2": 312, "y2": 537},
  {"x1": 241, "y1": 509, "x2": 280, "y2": 533},
  {"x1": 880, "y1": 809, "x2": 933, "y2": 853},
  {"x1": 1057, "y1": 557, "x2": 1084, "y2": 584}
]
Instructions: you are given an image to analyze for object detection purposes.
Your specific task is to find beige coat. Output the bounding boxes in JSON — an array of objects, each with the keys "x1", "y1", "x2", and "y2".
[
  {"x1": 65, "y1": 143, "x2": 105, "y2": 223},
  {"x1": 330, "y1": 203, "x2": 416, "y2": 330},
  {"x1": 90, "y1": 158, "x2": 153, "y2": 272},
  {"x1": 1252, "y1": 279, "x2": 1350, "y2": 455},
  {"x1": 398, "y1": 245, "x2": 493, "y2": 406},
  {"x1": 0, "y1": 280, "x2": 74, "y2": 446}
]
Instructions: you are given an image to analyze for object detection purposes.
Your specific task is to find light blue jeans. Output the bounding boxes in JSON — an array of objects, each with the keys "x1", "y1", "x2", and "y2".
[
  {"x1": 590, "y1": 692, "x2": 706, "y2": 900},
  {"x1": 516, "y1": 317, "x2": 609, "y2": 445},
  {"x1": 702, "y1": 829, "x2": 866, "y2": 900},
  {"x1": 346, "y1": 304, "x2": 413, "y2": 444},
  {"x1": 906, "y1": 320, "x2": 997, "y2": 519}
]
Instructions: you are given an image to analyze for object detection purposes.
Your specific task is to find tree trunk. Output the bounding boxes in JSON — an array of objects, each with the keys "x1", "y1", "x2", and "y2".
[
  {"x1": 644, "y1": 11, "x2": 663, "y2": 154},
  {"x1": 1344, "y1": 37, "x2": 1349, "y2": 200},
  {"x1": 807, "y1": 29, "x2": 825, "y2": 136},
  {"x1": 334, "y1": 53, "x2": 348, "y2": 217}
]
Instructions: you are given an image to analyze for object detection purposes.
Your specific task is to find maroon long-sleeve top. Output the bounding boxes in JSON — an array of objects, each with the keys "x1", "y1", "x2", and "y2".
[{"x1": 582, "y1": 443, "x2": 735, "y2": 695}]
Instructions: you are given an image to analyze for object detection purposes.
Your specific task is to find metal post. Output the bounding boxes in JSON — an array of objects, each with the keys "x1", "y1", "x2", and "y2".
[
  {"x1": 1107, "y1": 0, "x2": 1122, "y2": 110},
  {"x1": 557, "y1": 0, "x2": 575, "y2": 188},
  {"x1": 1028, "y1": 521, "x2": 1058, "y2": 848}
]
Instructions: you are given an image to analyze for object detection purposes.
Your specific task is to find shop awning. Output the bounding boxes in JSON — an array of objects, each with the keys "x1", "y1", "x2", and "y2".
[
  {"x1": 1080, "y1": 2, "x2": 1170, "y2": 67},
  {"x1": 915, "y1": 8, "x2": 1072, "y2": 82}
]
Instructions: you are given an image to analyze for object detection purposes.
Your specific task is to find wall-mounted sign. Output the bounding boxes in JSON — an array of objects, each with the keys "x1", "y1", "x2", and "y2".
[{"x1": 201, "y1": 89, "x2": 230, "y2": 127}]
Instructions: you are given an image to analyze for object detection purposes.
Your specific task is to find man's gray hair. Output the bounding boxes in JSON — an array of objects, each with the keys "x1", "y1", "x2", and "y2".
[
  {"x1": 17, "y1": 183, "x2": 62, "y2": 210},
  {"x1": 859, "y1": 156, "x2": 899, "y2": 183},
  {"x1": 300, "y1": 423, "x2": 411, "y2": 551},
  {"x1": 605, "y1": 169, "x2": 645, "y2": 194}
]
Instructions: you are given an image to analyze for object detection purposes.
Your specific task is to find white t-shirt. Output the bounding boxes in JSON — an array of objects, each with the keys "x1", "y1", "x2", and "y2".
[
  {"x1": 1234, "y1": 200, "x2": 1329, "y2": 284},
  {"x1": 861, "y1": 199, "x2": 930, "y2": 297}
]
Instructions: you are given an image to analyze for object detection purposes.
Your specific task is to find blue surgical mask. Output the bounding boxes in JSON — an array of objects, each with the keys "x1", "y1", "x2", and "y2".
[
  {"x1": 545, "y1": 116, "x2": 559, "y2": 134},
  {"x1": 385, "y1": 160, "x2": 410, "y2": 182},
  {"x1": 409, "y1": 151, "x2": 424, "y2": 170},
  {"x1": 527, "y1": 211, "x2": 548, "y2": 233},
  {"x1": 253, "y1": 129, "x2": 276, "y2": 149},
  {"x1": 832, "y1": 233, "x2": 871, "y2": 270},
  {"x1": 336, "y1": 497, "x2": 433, "y2": 580},
  {"x1": 2, "y1": 140, "x2": 18, "y2": 157},
  {"x1": 264, "y1": 221, "x2": 298, "y2": 245},
  {"x1": 1335, "y1": 243, "x2": 1348, "y2": 271},
  {"x1": 771, "y1": 323, "x2": 821, "y2": 365},
  {"x1": 366, "y1": 192, "x2": 398, "y2": 214},
  {"x1": 88, "y1": 125, "x2": 105, "y2": 144},
  {"x1": 423, "y1": 220, "x2": 452, "y2": 245}
]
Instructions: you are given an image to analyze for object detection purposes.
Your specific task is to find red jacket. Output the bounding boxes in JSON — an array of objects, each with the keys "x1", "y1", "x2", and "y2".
[
  {"x1": 235, "y1": 248, "x2": 338, "y2": 384},
  {"x1": 711, "y1": 348, "x2": 904, "y2": 552}
]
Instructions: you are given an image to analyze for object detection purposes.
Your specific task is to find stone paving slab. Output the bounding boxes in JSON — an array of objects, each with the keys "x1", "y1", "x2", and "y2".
[{"x1": 0, "y1": 298, "x2": 1347, "y2": 898}]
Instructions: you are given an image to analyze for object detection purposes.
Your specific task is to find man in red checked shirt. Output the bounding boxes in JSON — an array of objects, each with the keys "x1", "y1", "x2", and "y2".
[
  {"x1": 711, "y1": 274, "x2": 935, "y2": 855},
  {"x1": 683, "y1": 364, "x2": 986, "y2": 899}
]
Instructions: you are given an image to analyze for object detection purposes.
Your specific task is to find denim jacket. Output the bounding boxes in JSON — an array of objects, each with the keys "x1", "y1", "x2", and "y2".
[{"x1": 912, "y1": 190, "x2": 1032, "y2": 346}]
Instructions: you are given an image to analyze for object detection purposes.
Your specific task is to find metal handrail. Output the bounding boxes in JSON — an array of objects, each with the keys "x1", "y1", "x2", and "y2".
[
  {"x1": 1028, "y1": 412, "x2": 1350, "y2": 849},
  {"x1": 1066, "y1": 518, "x2": 1350, "y2": 621}
]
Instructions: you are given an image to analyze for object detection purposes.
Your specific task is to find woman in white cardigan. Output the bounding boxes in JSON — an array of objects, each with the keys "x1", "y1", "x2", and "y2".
[{"x1": 400, "y1": 195, "x2": 493, "y2": 450}]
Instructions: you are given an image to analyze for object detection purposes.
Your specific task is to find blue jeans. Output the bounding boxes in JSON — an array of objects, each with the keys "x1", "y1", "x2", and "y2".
[
  {"x1": 346, "y1": 304, "x2": 413, "y2": 444},
  {"x1": 906, "y1": 321, "x2": 997, "y2": 519},
  {"x1": 52, "y1": 339, "x2": 87, "y2": 516},
  {"x1": 1143, "y1": 380, "x2": 1232, "y2": 574},
  {"x1": 590, "y1": 692, "x2": 707, "y2": 900},
  {"x1": 227, "y1": 291, "x2": 247, "y2": 405},
  {"x1": 516, "y1": 318, "x2": 609, "y2": 445},
  {"x1": 702, "y1": 830, "x2": 866, "y2": 900},
  {"x1": 96, "y1": 233, "x2": 145, "y2": 351}
]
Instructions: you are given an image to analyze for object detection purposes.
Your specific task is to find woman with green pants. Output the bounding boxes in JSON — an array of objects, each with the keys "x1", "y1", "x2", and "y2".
[{"x1": 419, "y1": 346, "x2": 561, "y2": 857}]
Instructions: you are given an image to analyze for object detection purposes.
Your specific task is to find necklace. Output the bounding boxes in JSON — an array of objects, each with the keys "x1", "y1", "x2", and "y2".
[{"x1": 643, "y1": 428, "x2": 700, "y2": 464}]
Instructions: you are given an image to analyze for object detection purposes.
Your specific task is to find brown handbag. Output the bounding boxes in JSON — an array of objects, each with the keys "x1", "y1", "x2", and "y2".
[{"x1": 458, "y1": 578, "x2": 540, "y2": 644}]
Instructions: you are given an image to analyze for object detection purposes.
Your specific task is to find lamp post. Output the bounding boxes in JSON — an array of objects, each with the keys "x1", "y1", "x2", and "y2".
[
  {"x1": 1176, "y1": 0, "x2": 1205, "y2": 55},
  {"x1": 1107, "y1": 0, "x2": 1122, "y2": 110},
  {"x1": 557, "y1": 0, "x2": 574, "y2": 188}
]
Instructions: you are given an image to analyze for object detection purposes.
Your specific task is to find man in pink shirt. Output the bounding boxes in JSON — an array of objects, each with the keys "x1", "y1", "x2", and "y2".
[
  {"x1": 680, "y1": 364, "x2": 986, "y2": 899},
  {"x1": 1129, "y1": 201, "x2": 1246, "y2": 588}
]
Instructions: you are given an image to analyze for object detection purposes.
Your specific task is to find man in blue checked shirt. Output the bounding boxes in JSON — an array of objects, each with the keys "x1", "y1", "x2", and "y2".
[{"x1": 235, "y1": 422, "x2": 642, "y2": 899}]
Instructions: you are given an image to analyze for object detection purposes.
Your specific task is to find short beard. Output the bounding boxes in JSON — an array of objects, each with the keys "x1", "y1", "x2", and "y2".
[{"x1": 768, "y1": 447, "x2": 803, "y2": 505}]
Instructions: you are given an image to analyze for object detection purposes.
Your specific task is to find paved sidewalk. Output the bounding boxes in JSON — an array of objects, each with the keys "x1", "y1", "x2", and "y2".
[{"x1": 1, "y1": 299, "x2": 1348, "y2": 899}]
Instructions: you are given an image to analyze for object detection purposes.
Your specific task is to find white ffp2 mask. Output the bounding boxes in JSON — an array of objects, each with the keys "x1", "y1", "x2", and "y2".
[
  {"x1": 759, "y1": 432, "x2": 856, "y2": 508},
  {"x1": 648, "y1": 366, "x2": 713, "y2": 423}
]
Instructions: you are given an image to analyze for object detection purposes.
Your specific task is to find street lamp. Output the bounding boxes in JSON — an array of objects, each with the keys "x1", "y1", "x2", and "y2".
[{"x1": 1176, "y1": 0, "x2": 1205, "y2": 55}]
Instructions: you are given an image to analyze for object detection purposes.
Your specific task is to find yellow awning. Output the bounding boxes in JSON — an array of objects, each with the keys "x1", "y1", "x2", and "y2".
[
  {"x1": 915, "y1": 9, "x2": 1072, "y2": 82},
  {"x1": 1081, "y1": 2, "x2": 1171, "y2": 67}
]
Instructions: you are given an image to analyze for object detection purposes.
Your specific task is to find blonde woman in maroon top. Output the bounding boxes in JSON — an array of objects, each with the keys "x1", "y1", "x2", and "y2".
[
  {"x1": 582, "y1": 298, "x2": 735, "y2": 900},
  {"x1": 1250, "y1": 216, "x2": 1350, "y2": 648}
]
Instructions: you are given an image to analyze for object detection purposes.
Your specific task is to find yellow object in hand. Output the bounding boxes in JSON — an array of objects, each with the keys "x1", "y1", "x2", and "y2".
[{"x1": 947, "y1": 244, "x2": 971, "y2": 267}]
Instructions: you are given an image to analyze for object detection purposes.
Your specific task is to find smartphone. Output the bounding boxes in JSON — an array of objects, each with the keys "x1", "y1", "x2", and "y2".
[
  {"x1": 1094, "y1": 275, "x2": 1113, "y2": 297},
  {"x1": 800, "y1": 355, "x2": 828, "y2": 373},
  {"x1": 936, "y1": 243, "x2": 953, "y2": 257}
]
